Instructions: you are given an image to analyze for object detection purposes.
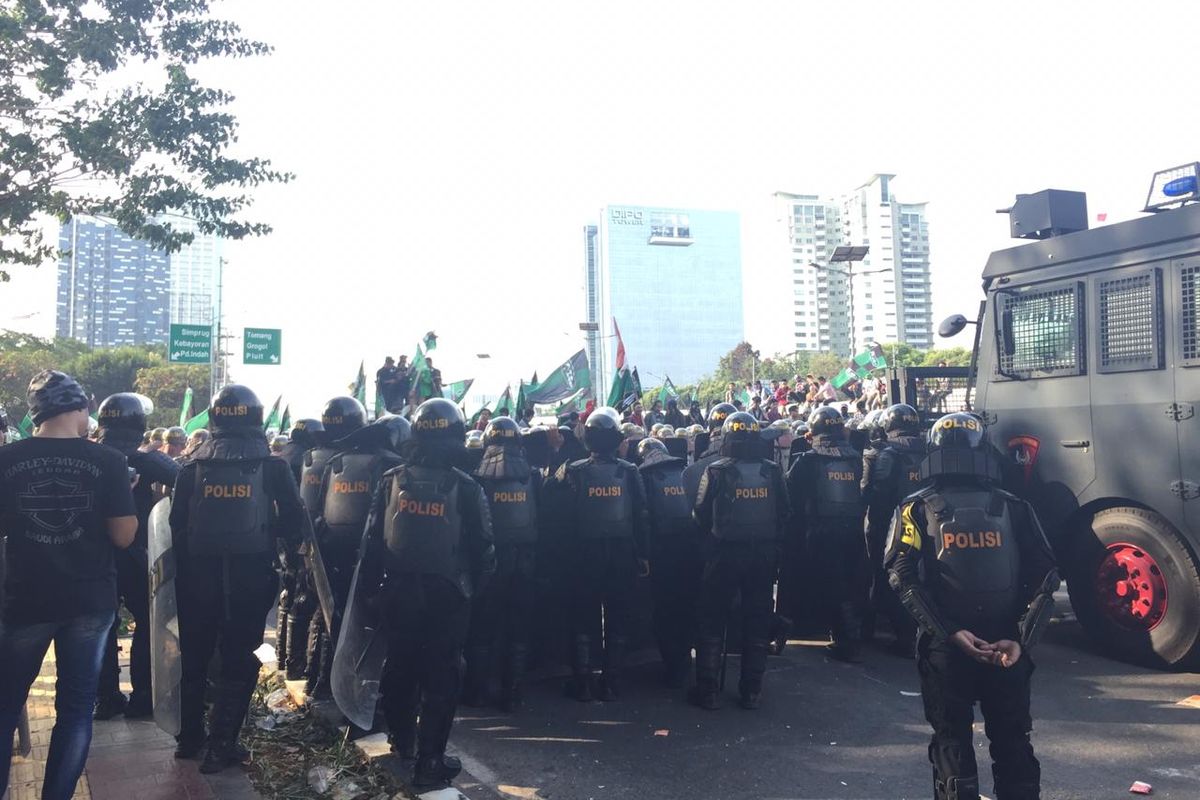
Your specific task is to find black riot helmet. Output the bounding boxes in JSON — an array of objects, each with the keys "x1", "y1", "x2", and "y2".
[
  {"x1": 97, "y1": 393, "x2": 147, "y2": 433},
  {"x1": 321, "y1": 396, "x2": 367, "y2": 441},
  {"x1": 372, "y1": 413, "x2": 412, "y2": 452},
  {"x1": 289, "y1": 418, "x2": 325, "y2": 449},
  {"x1": 923, "y1": 412, "x2": 1000, "y2": 483},
  {"x1": 27, "y1": 370, "x2": 89, "y2": 426},
  {"x1": 807, "y1": 405, "x2": 845, "y2": 438},
  {"x1": 707, "y1": 402, "x2": 736, "y2": 433},
  {"x1": 209, "y1": 384, "x2": 264, "y2": 432},
  {"x1": 483, "y1": 416, "x2": 523, "y2": 448},
  {"x1": 583, "y1": 406, "x2": 623, "y2": 454},
  {"x1": 637, "y1": 436, "x2": 675, "y2": 468},
  {"x1": 411, "y1": 398, "x2": 466, "y2": 446},
  {"x1": 882, "y1": 403, "x2": 921, "y2": 437},
  {"x1": 721, "y1": 411, "x2": 761, "y2": 444}
]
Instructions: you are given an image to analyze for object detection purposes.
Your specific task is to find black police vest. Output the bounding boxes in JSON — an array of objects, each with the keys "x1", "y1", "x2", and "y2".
[
  {"x1": 643, "y1": 466, "x2": 691, "y2": 536},
  {"x1": 300, "y1": 447, "x2": 336, "y2": 516},
  {"x1": 926, "y1": 487, "x2": 1021, "y2": 631},
  {"x1": 320, "y1": 452, "x2": 379, "y2": 547},
  {"x1": 481, "y1": 476, "x2": 537, "y2": 545},
  {"x1": 712, "y1": 459, "x2": 776, "y2": 542},
  {"x1": 383, "y1": 466, "x2": 462, "y2": 585},
  {"x1": 811, "y1": 454, "x2": 863, "y2": 520},
  {"x1": 188, "y1": 460, "x2": 271, "y2": 556},
  {"x1": 573, "y1": 460, "x2": 634, "y2": 539}
]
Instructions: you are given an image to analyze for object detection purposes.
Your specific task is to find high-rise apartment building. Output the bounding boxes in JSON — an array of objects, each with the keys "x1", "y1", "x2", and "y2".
[
  {"x1": 772, "y1": 174, "x2": 933, "y2": 356},
  {"x1": 56, "y1": 216, "x2": 171, "y2": 347},
  {"x1": 584, "y1": 205, "x2": 743, "y2": 389},
  {"x1": 55, "y1": 215, "x2": 222, "y2": 348}
]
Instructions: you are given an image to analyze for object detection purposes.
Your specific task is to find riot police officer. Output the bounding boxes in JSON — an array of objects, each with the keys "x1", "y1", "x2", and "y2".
[
  {"x1": 637, "y1": 437, "x2": 701, "y2": 688},
  {"x1": 306, "y1": 414, "x2": 408, "y2": 701},
  {"x1": 93, "y1": 393, "x2": 181, "y2": 719},
  {"x1": 682, "y1": 402, "x2": 736, "y2": 503},
  {"x1": 547, "y1": 406, "x2": 648, "y2": 702},
  {"x1": 292, "y1": 398, "x2": 364, "y2": 682},
  {"x1": 350, "y1": 399, "x2": 495, "y2": 789},
  {"x1": 862, "y1": 404, "x2": 924, "y2": 654},
  {"x1": 690, "y1": 412, "x2": 789, "y2": 710},
  {"x1": 887, "y1": 412, "x2": 1058, "y2": 800},
  {"x1": 169, "y1": 385, "x2": 305, "y2": 773},
  {"x1": 787, "y1": 406, "x2": 866, "y2": 661},
  {"x1": 462, "y1": 416, "x2": 541, "y2": 711},
  {"x1": 274, "y1": 417, "x2": 323, "y2": 670}
]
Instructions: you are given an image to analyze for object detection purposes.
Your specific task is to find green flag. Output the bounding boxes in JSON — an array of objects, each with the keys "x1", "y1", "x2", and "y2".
[
  {"x1": 353, "y1": 361, "x2": 367, "y2": 405},
  {"x1": 179, "y1": 387, "x2": 194, "y2": 427},
  {"x1": 527, "y1": 350, "x2": 591, "y2": 404},
  {"x1": 607, "y1": 367, "x2": 638, "y2": 410},
  {"x1": 514, "y1": 381, "x2": 527, "y2": 416},
  {"x1": 469, "y1": 386, "x2": 511, "y2": 427},
  {"x1": 263, "y1": 396, "x2": 283, "y2": 432},
  {"x1": 280, "y1": 405, "x2": 291, "y2": 434},
  {"x1": 19, "y1": 412, "x2": 33, "y2": 436},
  {"x1": 832, "y1": 343, "x2": 889, "y2": 389},
  {"x1": 184, "y1": 408, "x2": 209, "y2": 434},
  {"x1": 442, "y1": 379, "x2": 474, "y2": 404},
  {"x1": 374, "y1": 389, "x2": 386, "y2": 418},
  {"x1": 533, "y1": 387, "x2": 586, "y2": 418},
  {"x1": 422, "y1": 331, "x2": 438, "y2": 352},
  {"x1": 411, "y1": 346, "x2": 434, "y2": 401},
  {"x1": 657, "y1": 376, "x2": 679, "y2": 405}
]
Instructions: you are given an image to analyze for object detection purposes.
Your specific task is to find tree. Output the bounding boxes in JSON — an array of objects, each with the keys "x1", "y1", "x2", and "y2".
[
  {"x1": 135, "y1": 363, "x2": 210, "y2": 427},
  {"x1": 0, "y1": 0, "x2": 291, "y2": 279},
  {"x1": 921, "y1": 347, "x2": 972, "y2": 367}
]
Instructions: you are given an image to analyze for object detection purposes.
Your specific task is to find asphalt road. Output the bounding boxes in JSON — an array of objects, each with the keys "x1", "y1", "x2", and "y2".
[{"x1": 448, "y1": 600, "x2": 1200, "y2": 800}]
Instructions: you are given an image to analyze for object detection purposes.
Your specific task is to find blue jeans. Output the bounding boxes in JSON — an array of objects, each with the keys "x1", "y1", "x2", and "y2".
[{"x1": 0, "y1": 609, "x2": 115, "y2": 800}]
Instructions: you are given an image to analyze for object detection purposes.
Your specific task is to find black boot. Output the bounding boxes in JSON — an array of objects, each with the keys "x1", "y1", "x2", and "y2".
[
  {"x1": 174, "y1": 731, "x2": 206, "y2": 759},
  {"x1": 199, "y1": 679, "x2": 255, "y2": 775},
  {"x1": 124, "y1": 692, "x2": 153, "y2": 718},
  {"x1": 687, "y1": 637, "x2": 722, "y2": 710},
  {"x1": 500, "y1": 645, "x2": 527, "y2": 712},
  {"x1": 460, "y1": 646, "x2": 490, "y2": 707},
  {"x1": 565, "y1": 636, "x2": 593, "y2": 702},
  {"x1": 284, "y1": 604, "x2": 312, "y2": 681},
  {"x1": 93, "y1": 692, "x2": 127, "y2": 721},
  {"x1": 598, "y1": 637, "x2": 626, "y2": 701},
  {"x1": 412, "y1": 754, "x2": 462, "y2": 790},
  {"x1": 739, "y1": 639, "x2": 768, "y2": 710},
  {"x1": 936, "y1": 775, "x2": 981, "y2": 800}
]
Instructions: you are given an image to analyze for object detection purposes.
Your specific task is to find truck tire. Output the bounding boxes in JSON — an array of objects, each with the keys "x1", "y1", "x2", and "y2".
[{"x1": 1065, "y1": 507, "x2": 1200, "y2": 669}]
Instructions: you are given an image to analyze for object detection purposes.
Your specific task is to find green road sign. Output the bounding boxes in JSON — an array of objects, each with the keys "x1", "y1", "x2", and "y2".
[
  {"x1": 169, "y1": 324, "x2": 213, "y2": 364},
  {"x1": 243, "y1": 327, "x2": 282, "y2": 365}
]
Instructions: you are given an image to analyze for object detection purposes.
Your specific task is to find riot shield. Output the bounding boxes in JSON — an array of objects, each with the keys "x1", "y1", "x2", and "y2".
[
  {"x1": 663, "y1": 436, "x2": 688, "y2": 461},
  {"x1": 148, "y1": 497, "x2": 182, "y2": 736},
  {"x1": 331, "y1": 559, "x2": 389, "y2": 729},
  {"x1": 300, "y1": 513, "x2": 336, "y2": 633}
]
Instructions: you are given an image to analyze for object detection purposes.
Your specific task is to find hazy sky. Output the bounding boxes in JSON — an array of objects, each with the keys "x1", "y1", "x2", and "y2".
[{"x1": 5, "y1": 0, "x2": 1199, "y2": 415}]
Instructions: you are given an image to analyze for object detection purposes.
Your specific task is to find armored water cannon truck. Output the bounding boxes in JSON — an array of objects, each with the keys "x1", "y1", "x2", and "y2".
[{"x1": 939, "y1": 164, "x2": 1200, "y2": 669}]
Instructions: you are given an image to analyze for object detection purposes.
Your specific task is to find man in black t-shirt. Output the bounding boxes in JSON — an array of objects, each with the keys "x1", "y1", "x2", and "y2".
[{"x1": 0, "y1": 371, "x2": 137, "y2": 800}]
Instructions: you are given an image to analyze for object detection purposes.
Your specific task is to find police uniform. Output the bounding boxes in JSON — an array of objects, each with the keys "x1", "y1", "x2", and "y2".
[
  {"x1": 547, "y1": 407, "x2": 649, "y2": 702},
  {"x1": 273, "y1": 418, "x2": 324, "y2": 670},
  {"x1": 169, "y1": 385, "x2": 305, "y2": 773},
  {"x1": 93, "y1": 394, "x2": 181, "y2": 719},
  {"x1": 291, "y1": 400, "x2": 359, "y2": 682},
  {"x1": 887, "y1": 413, "x2": 1058, "y2": 800},
  {"x1": 861, "y1": 404, "x2": 924, "y2": 652},
  {"x1": 355, "y1": 399, "x2": 495, "y2": 789},
  {"x1": 462, "y1": 417, "x2": 542, "y2": 711},
  {"x1": 690, "y1": 413, "x2": 789, "y2": 710},
  {"x1": 637, "y1": 438, "x2": 702, "y2": 688},
  {"x1": 305, "y1": 410, "x2": 403, "y2": 700},
  {"x1": 787, "y1": 406, "x2": 867, "y2": 661}
]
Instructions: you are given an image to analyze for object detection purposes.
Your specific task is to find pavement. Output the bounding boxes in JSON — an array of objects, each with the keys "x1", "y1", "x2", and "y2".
[
  {"x1": 446, "y1": 601, "x2": 1200, "y2": 800},
  {"x1": 7, "y1": 601, "x2": 1199, "y2": 800}
]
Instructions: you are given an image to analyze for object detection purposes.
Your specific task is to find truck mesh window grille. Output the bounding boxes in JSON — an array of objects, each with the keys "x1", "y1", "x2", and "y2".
[
  {"x1": 997, "y1": 283, "x2": 1083, "y2": 378},
  {"x1": 1098, "y1": 270, "x2": 1162, "y2": 372},
  {"x1": 1183, "y1": 265, "x2": 1200, "y2": 363}
]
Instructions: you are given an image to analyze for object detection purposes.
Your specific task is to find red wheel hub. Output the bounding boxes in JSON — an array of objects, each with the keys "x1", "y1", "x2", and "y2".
[{"x1": 1095, "y1": 543, "x2": 1168, "y2": 631}]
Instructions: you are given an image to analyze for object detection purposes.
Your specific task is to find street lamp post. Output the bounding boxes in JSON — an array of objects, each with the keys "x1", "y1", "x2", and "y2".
[{"x1": 809, "y1": 245, "x2": 890, "y2": 354}]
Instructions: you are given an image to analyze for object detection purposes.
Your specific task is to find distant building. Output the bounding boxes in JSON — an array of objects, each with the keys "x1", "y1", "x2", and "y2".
[
  {"x1": 56, "y1": 216, "x2": 170, "y2": 347},
  {"x1": 55, "y1": 215, "x2": 222, "y2": 348},
  {"x1": 584, "y1": 205, "x2": 743, "y2": 389},
  {"x1": 771, "y1": 174, "x2": 933, "y2": 356}
]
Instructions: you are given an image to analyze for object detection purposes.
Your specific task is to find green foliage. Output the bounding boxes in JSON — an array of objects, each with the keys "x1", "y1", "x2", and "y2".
[
  {"x1": 0, "y1": 330, "x2": 206, "y2": 425},
  {"x1": 0, "y1": 0, "x2": 291, "y2": 279}
]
